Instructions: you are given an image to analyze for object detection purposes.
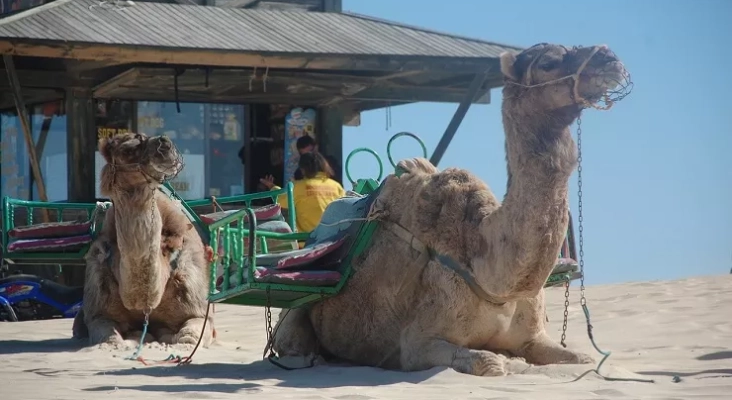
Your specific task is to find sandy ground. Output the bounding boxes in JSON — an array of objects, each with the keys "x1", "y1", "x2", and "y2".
[{"x1": 0, "y1": 274, "x2": 730, "y2": 400}]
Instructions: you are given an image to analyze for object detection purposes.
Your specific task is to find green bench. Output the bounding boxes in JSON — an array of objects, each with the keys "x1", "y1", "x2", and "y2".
[{"x1": 1, "y1": 197, "x2": 110, "y2": 266}]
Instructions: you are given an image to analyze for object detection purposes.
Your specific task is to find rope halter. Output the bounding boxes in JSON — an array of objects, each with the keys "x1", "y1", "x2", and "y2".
[{"x1": 507, "y1": 45, "x2": 633, "y2": 111}]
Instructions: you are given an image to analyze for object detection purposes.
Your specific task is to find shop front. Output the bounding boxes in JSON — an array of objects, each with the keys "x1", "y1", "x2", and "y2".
[
  {"x1": 93, "y1": 100, "x2": 247, "y2": 201},
  {"x1": 1, "y1": 101, "x2": 67, "y2": 202},
  {"x1": 1, "y1": 97, "x2": 324, "y2": 203}
]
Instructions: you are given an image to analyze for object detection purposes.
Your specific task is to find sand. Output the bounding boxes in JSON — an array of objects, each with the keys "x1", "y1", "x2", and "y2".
[{"x1": 0, "y1": 274, "x2": 730, "y2": 400}]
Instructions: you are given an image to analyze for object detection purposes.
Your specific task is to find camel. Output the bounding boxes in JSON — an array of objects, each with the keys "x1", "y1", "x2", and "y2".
[
  {"x1": 72, "y1": 132, "x2": 215, "y2": 347},
  {"x1": 272, "y1": 43, "x2": 630, "y2": 376}
]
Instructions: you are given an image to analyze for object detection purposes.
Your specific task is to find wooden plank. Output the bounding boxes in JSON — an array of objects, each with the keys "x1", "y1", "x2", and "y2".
[
  {"x1": 0, "y1": 88, "x2": 63, "y2": 110},
  {"x1": 3, "y1": 54, "x2": 50, "y2": 222},
  {"x1": 92, "y1": 68, "x2": 141, "y2": 98},
  {"x1": 0, "y1": 69, "x2": 77, "y2": 89},
  {"x1": 92, "y1": 67, "x2": 492, "y2": 105},
  {"x1": 0, "y1": 40, "x2": 497, "y2": 74}
]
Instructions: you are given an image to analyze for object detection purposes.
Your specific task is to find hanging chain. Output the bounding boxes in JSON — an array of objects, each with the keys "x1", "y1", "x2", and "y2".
[
  {"x1": 264, "y1": 287, "x2": 275, "y2": 358},
  {"x1": 560, "y1": 276, "x2": 570, "y2": 347},
  {"x1": 576, "y1": 117, "x2": 587, "y2": 306},
  {"x1": 560, "y1": 115, "x2": 587, "y2": 348},
  {"x1": 150, "y1": 188, "x2": 157, "y2": 225}
]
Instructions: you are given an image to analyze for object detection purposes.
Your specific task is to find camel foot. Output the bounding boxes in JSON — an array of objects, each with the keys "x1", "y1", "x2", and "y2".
[
  {"x1": 86, "y1": 317, "x2": 125, "y2": 346},
  {"x1": 127, "y1": 330, "x2": 155, "y2": 344},
  {"x1": 401, "y1": 337, "x2": 509, "y2": 377},
  {"x1": 272, "y1": 308, "x2": 319, "y2": 358},
  {"x1": 172, "y1": 317, "x2": 215, "y2": 347},
  {"x1": 515, "y1": 334, "x2": 595, "y2": 365}
]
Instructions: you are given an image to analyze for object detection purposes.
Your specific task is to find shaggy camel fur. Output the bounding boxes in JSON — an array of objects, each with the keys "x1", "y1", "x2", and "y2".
[
  {"x1": 272, "y1": 43, "x2": 629, "y2": 376},
  {"x1": 72, "y1": 133, "x2": 214, "y2": 347}
]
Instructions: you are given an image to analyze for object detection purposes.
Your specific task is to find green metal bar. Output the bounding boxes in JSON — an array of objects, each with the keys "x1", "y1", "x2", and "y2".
[
  {"x1": 243, "y1": 208, "x2": 258, "y2": 286},
  {"x1": 208, "y1": 228, "x2": 219, "y2": 296},
  {"x1": 285, "y1": 181, "x2": 296, "y2": 233}
]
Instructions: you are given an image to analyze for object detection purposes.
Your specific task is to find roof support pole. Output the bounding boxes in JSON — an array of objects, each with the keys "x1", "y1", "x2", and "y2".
[
  {"x1": 3, "y1": 55, "x2": 50, "y2": 221},
  {"x1": 429, "y1": 69, "x2": 490, "y2": 167}
]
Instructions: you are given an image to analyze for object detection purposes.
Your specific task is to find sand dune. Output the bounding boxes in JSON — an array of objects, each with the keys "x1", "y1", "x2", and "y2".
[{"x1": 1, "y1": 274, "x2": 730, "y2": 399}]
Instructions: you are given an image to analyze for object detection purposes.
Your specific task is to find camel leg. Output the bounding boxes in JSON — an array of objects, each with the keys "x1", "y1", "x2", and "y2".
[
  {"x1": 154, "y1": 327, "x2": 176, "y2": 344},
  {"x1": 172, "y1": 317, "x2": 214, "y2": 347},
  {"x1": 272, "y1": 308, "x2": 319, "y2": 358},
  {"x1": 72, "y1": 310, "x2": 88, "y2": 339},
  {"x1": 86, "y1": 316, "x2": 125, "y2": 346},
  {"x1": 401, "y1": 336, "x2": 510, "y2": 376},
  {"x1": 514, "y1": 334, "x2": 594, "y2": 365}
]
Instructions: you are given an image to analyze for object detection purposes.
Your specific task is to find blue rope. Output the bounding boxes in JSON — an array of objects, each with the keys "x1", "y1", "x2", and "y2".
[
  {"x1": 124, "y1": 316, "x2": 149, "y2": 361},
  {"x1": 572, "y1": 304, "x2": 655, "y2": 384}
]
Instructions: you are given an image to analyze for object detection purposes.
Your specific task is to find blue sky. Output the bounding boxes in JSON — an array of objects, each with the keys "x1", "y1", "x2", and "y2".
[{"x1": 341, "y1": 0, "x2": 732, "y2": 285}]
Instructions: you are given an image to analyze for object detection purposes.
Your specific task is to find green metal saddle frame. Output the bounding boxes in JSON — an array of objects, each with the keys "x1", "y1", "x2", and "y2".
[
  {"x1": 1, "y1": 131, "x2": 580, "y2": 309},
  {"x1": 207, "y1": 132, "x2": 580, "y2": 309}
]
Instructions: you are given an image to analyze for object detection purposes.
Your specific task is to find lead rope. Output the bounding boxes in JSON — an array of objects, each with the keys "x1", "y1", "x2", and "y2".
[
  {"x1": 125, "y1": 187, "x2": 189, "y2": 366},
  {"x1": 571, "y1": 116, "x2": 654, "y2": 384}
]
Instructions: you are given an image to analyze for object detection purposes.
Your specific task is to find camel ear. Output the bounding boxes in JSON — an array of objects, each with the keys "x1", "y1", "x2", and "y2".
[
  {"x1": 186, "y1": 223, "x2": 193, "y2": 231},
  {"x1": 499, "y1": 51, "x2": 519, "y2": 81}
]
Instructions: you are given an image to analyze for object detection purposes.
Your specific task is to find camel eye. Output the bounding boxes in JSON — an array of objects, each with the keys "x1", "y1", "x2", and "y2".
[{"x1": 538, "y1": 59, "x2": 560, "y2": 71}]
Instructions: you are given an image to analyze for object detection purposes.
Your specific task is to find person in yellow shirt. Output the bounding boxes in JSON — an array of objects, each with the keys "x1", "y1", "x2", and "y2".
[{"x1": 260, "y1": 152, "x2": 345, "y2": 234}]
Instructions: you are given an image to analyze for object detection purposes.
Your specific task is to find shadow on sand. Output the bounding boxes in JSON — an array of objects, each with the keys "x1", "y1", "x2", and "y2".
[
  {"x1": 0, "y1": 338, "x2": 85, "y2": 355},
  {"x1": 636, "y1": 369, "x2": 732, "y2": 378},
  {"x1": 696, "y1": 351, "x2": 732, "y2": 361},
  {"x1": 83, "y1": 382, "x2": 263, "y2": 394},
  {"x1": 89, "y1": 359, "x2": 441, "y2": 391}
]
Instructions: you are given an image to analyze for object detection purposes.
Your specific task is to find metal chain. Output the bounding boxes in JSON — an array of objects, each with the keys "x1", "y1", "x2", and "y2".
[
  {"x1": 560, "y1": 277, "x2": 570, "y2": 347},
  {"x1": 576, "y1": 117, "x2": 586, "y2": 306},
  {"x1": 150, "y1": 188, "x2": 157, "y2": 226},
  {"x1": 264, "y1": 287, "x2": 274, "y2": 357}
]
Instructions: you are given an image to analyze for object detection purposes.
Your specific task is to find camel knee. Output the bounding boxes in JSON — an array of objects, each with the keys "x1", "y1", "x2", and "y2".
[
  {"x1": 516, "y1": 335, "x2": 594, "y2": 365},
  {"x1": 85, "y1": 317, "x2": 124, "y2": 346},
  {"x1": 273, "y1": 308, "x2": 319, "y2": 357},
  {"x1": 400, "y1": 335, "x2": 510, "y2": 376},
  {"x1": 174, "y1": 316, "x2": 215, "y2": 347},
  {"x1": 72, "y1": 310, "x2": 88, "y2": 339}
]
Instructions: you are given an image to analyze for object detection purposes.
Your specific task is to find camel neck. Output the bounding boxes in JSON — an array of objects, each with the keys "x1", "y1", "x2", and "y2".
[
  {"x1": 471, "y1": 107, "x2": 579, "y2": 301},
  {"x1": 502, "y1": 106, "x2": 579, "y2": 203},
  {"x1": 111, "y1": 187, "x2": 167, "y2": 312}
]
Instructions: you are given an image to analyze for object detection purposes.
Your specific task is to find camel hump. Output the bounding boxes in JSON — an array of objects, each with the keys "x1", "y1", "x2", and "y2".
[{"x1": 395, "y1": 157, "x2": 438, "y2": 176}]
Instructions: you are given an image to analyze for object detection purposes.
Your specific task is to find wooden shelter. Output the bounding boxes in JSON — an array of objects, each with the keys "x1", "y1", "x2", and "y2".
[{"x1": 0, "y1": 0, "x2": 521, "y2": 205}]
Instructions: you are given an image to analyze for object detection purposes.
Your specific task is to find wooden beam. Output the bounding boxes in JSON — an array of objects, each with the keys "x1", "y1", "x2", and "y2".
[
  {"x1": 92, "y1": 67, "x2": 491, "y2": 105},
  {"x1": 92, "y1": 68, "x2": 141, "y2": 98},
  {"x1": 3, "y1": 55, "x2": 49, "y2": 220},
  {"x1": 0, "y1": 40, "x2": 497, "y2": 74},
  {"x1": 430, "y1": 69, "x2": 491, "y2": 167},
  {"x1": 0, "y1": 88, "x2": 64, "y2": 110},
  {"x1": 0, "y1": 69, "x2": 77, "y2": 89},
  {"x1": 349, "y1": 86, "x2": 490, "y2": 105}
]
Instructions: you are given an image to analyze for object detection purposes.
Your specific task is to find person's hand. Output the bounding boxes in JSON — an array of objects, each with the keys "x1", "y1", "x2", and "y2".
[{"x1": 259, "y1": 174, "x2": 275, "y2": 189}]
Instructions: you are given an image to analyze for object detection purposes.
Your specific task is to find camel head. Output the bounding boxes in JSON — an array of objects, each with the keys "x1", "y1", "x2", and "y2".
[
  {"x1": 99, "y1": 132, "x2": 183, "y2": 195},
  {"x1": 499, "y1": 43, "x2": 630, "y2": 113}
]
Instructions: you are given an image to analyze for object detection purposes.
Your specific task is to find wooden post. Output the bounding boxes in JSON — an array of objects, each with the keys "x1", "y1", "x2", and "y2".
[
  {"x1": 3, "y1": 55, "x2": 50, "y2": 222},
  {"x1": 65, "y1": 88, "x2": 96, "y2": 202},
  {"x1": 317, "y1": 106, "x2": 343, "y2": 184}
]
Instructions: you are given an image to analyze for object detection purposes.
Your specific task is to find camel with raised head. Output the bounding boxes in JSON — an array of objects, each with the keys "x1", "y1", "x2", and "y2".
[
  {"x1": 73, "y1": 133, "x2": 214, "y2": 347},
  {"x1": 272, "y1": 42, "x2": 630, "y2": 376}
]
